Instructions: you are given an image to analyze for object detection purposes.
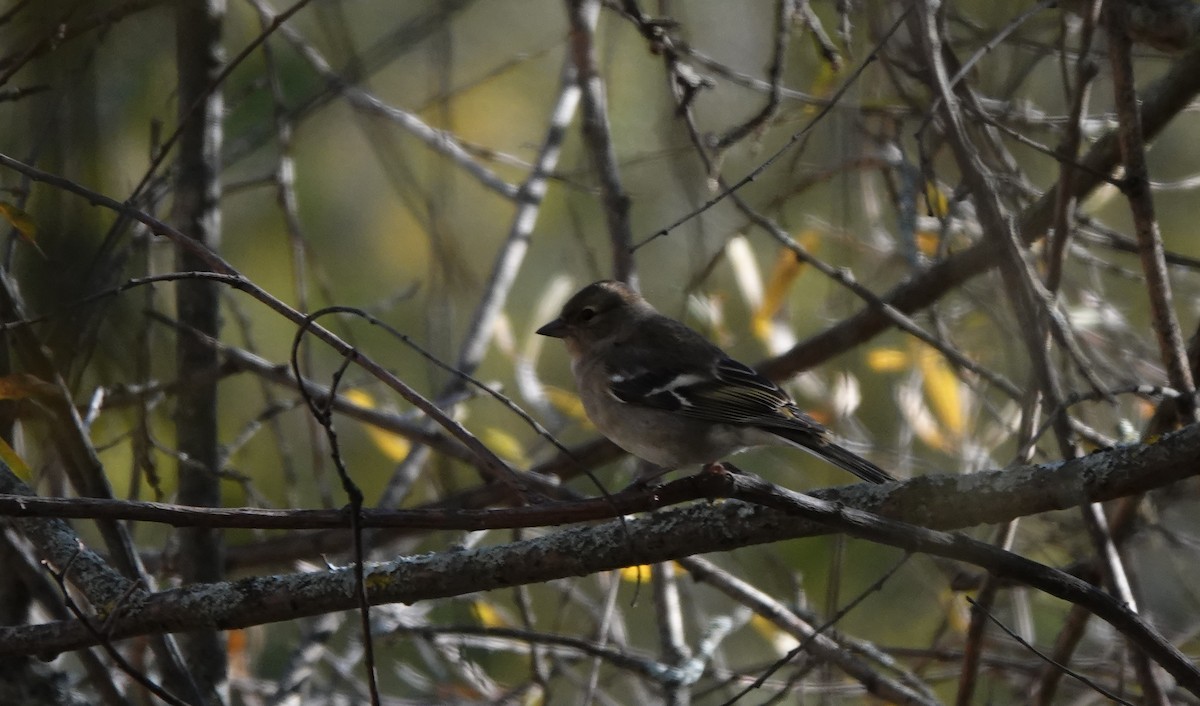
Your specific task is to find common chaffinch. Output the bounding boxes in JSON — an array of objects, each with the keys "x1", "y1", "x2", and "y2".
[{"x1": 536, "y1": 280, "x2": 894, "y2": 484}]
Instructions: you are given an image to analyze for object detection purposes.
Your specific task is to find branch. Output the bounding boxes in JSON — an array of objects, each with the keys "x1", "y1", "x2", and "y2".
[
  {"x1": 759, "y1": 40, "x2": 1200, "y2": 379},
  {"x1": 2, "y1": 424, "x2": 1198, "y2": 662},
  {"x1": 567, "y1": 0, "x2": 637, "y2": 285},
  {"x1": 1105, "y1": 0, "x2": 1196, "y2": 418}
]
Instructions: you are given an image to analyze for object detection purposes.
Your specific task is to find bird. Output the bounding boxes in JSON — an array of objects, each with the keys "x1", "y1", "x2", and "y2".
[{"x1": 536, "y1": 280, "x2": 895, "y2": 485}]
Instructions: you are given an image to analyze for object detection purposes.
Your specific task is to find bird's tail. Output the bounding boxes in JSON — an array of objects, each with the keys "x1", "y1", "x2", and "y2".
[{"x1": 772, "y1": 428, "x2": 896, "y2": 484}]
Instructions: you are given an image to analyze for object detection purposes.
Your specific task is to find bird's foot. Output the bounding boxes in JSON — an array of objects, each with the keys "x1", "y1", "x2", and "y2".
[{"x1": 705, "y1": 461, "x2": 746, "y2": 475}]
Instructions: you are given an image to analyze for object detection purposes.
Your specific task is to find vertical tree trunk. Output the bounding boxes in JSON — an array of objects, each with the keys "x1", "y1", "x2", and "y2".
[{"x1": 173, "y1": 0, "x2": 226, "y2": 701}]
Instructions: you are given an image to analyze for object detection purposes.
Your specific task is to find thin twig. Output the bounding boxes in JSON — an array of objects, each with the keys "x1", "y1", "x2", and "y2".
[
  {"x1": 968, "y1": 597, "x2": 1137, "y2": 706},
  {"x1": 1105, "y1": 0, "x2": 1196, "y2": 420},
  {"x1": 630, "y1": 8, "x2": 913, "y2": 252},
  {"x1": 567, "y1": 0, "x2": 637, "y2": 285}
]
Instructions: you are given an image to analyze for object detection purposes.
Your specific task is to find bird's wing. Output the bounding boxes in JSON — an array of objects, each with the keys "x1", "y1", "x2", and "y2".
[{"x1": 605, "y1": 339, "x2": 825, "y2": 435}]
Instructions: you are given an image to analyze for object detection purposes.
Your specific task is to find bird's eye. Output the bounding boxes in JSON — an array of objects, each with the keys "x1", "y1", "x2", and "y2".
[{"x1": 578, "y1": 306, "x2": 597, "y2": 322}]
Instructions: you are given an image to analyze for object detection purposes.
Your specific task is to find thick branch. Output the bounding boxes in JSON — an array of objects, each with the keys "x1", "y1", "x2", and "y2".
[{"x1": 2, "y1": 424, "x2": 1198, "y2": 660}]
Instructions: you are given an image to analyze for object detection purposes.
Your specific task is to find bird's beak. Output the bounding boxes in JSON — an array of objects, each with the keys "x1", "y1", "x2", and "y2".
[{"x1": 536, "y1": 317, "x2": 568, "y2": 338}]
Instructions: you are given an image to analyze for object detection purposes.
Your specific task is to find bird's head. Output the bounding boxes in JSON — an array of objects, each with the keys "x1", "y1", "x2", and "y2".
[{"x1": 536, "y1": 280, "x2": 651, "y2": 353}]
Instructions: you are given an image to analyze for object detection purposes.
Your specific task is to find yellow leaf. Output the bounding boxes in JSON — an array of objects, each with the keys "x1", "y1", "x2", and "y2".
[
  {"x1": 752, "y1": 256, "x2": 801, "y2": 341},
  {"x1": 917, "y1": 346, "x2": 963, "y2": 437},
  {"x1": 923, "y1": 181, "x2": 949, "y2": 218},
  {"x1": 897, "y1": 377, "x2": 948, "y2": 452},
  {"x1": 749, "y1": 613, "x2": 780, "y2": 640},
  {"x1": 914, "y1": 230, "x2": 940, "y2": 257},
  {"x1": 619, "y1": 565, "x2": 650, "y2": 583},
  {"x1": 752, "y1": 236, "x2": 817, "y2": 341},
  {"x1": 472, "y1": 599, "x2": 508, "y2": 628},
  {"x1": 619, "y1": 563, "x2": 681, "y2": 583},
  {"x1": 227, "y1": 629, "x2": 250, "y2": 680},
  {"x1": 343, "y1": 389, "x2": 375, "y2": 408},
  {"x1": 543, "y1": 385, "x2": 591, "y2": 426},
  {"x1": 803, "y1": 61, "x2": 841, "y2": 114},
  {"x1": 343, "y1": 389, "x2": 412, "y2": 461},
  {"x1": 941, "y1": 588, "x2": 973, "y2": 634},
  {"x1": 866, "y1": 348, "x2": 910, "y2": 373},
  {"x1": 0, "y1": 202, "x2": 45, "y2": 258},
  {"x1": 480, "y1": 427, "x2": 529, "y2": 466},
  {"x1": 750, "y1": 613, "x2": 800, "y2": 652},
  {"x1": 366, "y1": 428, "x2": 411, "y2": 461},
  {"x1": 0, "y1": 436, "x2": 32, "y2": 481}
]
